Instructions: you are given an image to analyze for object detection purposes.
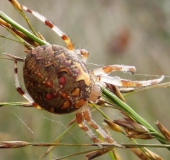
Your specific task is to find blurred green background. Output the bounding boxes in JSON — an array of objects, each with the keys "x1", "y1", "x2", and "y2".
[{"x1": 1, "y1": 0, "x2": 170, "y2": 159}]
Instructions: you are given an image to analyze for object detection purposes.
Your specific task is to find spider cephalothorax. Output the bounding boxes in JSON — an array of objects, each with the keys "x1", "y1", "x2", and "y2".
[{"x1": 4, "y1": 4, "x2": 164, "y2": 146}]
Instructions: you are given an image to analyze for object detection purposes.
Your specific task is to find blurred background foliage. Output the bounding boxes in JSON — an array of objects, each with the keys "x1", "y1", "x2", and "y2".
[{"x1": 0, "y1": 0, "x2": 170, "y2": 159}]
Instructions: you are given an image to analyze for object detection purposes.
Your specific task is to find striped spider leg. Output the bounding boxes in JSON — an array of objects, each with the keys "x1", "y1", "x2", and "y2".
[
  {"x1": 4, "y1": 54, "x2": 42, "y2": 110},
  {"x1": 91, "y1": 65, "x2": 164, "y2": 88},
  {"x1": 21, "y1": 5, "x2": 89, "y2": 63}
]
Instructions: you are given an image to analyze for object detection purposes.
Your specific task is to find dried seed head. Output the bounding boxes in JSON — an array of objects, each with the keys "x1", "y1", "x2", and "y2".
[
  {"x1": 131, "y1": 148, "x2": 163, "y2": 160},
  {"x1": 114, "y1": 118, "x2": 149, "y2": 133},
  {"x1": 86, "y1": 148, "x2": 113, "y2": 160},
  {"x1": 156, "y1": 120, "x2": 170, "y2": 142},
  {"x1": 9, "y1": 0, "x2": 22, "y2": 11},
  {"x1": 104, "y1": 119, "x2": 123, "y2": 133},
  {"x1": 114, "y1": 118, "x2": 154, "y2": 139},
  {"x1": 0, "y1": 141, "x2": 29, "y2": 148},
  {"x1": 106, "y1": 84, "x2": 125, "y2": 102},
  {"x1": 124, "y1": 129, "x2": 154, "y2": 139}
]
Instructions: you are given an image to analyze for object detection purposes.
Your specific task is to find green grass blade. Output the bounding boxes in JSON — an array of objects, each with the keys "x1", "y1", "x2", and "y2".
[
  {"x1": 101, "y1": 88, "x2": 169, "y2": 147},
  {"x1": 0, "y1": 11, "x2": 48, "y2": 46}
]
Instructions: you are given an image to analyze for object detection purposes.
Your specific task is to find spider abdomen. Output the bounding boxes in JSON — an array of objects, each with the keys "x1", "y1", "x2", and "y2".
[{"x1": 23, "y1": 44, "x2": 92, "y2": 114}]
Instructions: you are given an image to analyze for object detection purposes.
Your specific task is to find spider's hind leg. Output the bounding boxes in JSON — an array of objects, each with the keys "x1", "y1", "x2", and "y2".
[
  {"x1": 21, "y1": 5, "x2": 74, "y2": 50},
  {"x1": 3, "y1": 53, "x2": 42, "y2": 110}
]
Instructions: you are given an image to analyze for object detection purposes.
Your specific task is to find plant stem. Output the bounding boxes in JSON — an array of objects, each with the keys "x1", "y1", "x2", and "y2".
[{"x1": 0, "y1": 11, "x2": 48, "y2": 45}]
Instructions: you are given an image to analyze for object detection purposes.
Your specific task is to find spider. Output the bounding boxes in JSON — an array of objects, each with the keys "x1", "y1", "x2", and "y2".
[{"x1": 3, "y1": 3, "x2": 164, "y2": 148}]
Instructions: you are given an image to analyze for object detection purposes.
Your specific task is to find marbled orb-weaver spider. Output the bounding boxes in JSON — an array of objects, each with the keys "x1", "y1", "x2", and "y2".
[{"x1": 4, "y1": 5, "x2": 164, "y2": 146}]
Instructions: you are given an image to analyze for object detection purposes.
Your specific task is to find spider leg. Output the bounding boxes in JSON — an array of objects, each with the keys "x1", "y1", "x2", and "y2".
[
  {"x1": 14, "y1": 60, "x2": 42, "y2": 110},
  {"x1": 2, "y1": 53, "x2": 25, "y2": 62},
  {"x1": 82, "y1": 103, "x2": 114, "y2": 143},
  {"x1": 96, "y1": 75, "x2": 164, "y2": 87},
  {"x1": 21, "y1": 5, "x2": 90, "y2": 64},
  {"x1": 92, "y1": 64, "x2": 136, "y2": 76},
  {"x1": 76, "y1": 103, "x2": 122, "y2": 147},
  {"x1": 76, "y1": 108, "x2": 100, "y2": 144},
  {"x1": 21, "y1": 5, "x2": 74, "y2": 50}
]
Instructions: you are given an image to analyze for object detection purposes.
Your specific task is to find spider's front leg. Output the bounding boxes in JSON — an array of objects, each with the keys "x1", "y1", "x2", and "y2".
[
  {"x1": 91, "y1": 64, "x2": 164, "y2": 88},
  {"x1": 96, "y1": 75, "x2": 164, "y2": 88},
  {"x1": 92, "y1": 64, "x2": 136, "y2": 76}
]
